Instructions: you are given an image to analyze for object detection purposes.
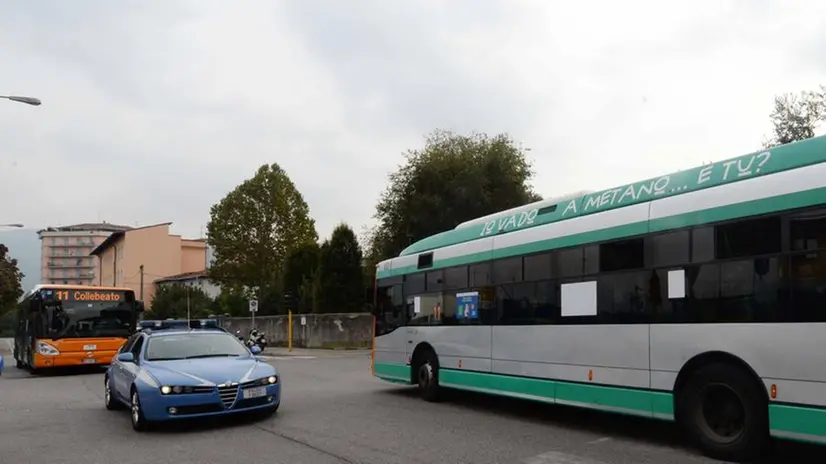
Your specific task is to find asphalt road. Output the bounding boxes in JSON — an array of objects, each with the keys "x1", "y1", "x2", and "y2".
[{"x1": 0, "y1": 348, "x2": 824, "y2": 464}]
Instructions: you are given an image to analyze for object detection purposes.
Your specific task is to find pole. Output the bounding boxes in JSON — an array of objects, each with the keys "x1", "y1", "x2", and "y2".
[
  {"x1": 186, "y1": 286, "x2": 191, "y2": 325},
  {"x1": 288, "y1": 311, "x2": 293, "y2": 352},
  {"x1": 139, "y1": 265, "x2": 144, "y2": 301}
]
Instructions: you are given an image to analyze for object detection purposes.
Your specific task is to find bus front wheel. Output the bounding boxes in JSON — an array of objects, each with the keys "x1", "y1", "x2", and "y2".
[
  {"x1": 414, "y1": 349, "x2": 441, "y2": 402},
  {"x1": 677, "y1": 363, "x2": 769, "y2": 462}
]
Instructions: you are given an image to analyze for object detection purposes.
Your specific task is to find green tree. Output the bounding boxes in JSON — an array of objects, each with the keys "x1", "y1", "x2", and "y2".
[
  {"x1": 283, "y1": 242, "x2": 321, "y2": 313},
  {"x1": 150, "y1": 284, "x2": 215, "y2": 320},
  {"x1": 317, "y1": 223, "x2": 365, "y2": 313},
  {"x1": 213, "y1": 288, "x2": 249, "y2": 317},
  {"x1": 367, "y1": 130, "x2": 541, "y2": 261},
  {"x1": 0, "y1": 244, "x2": 24, "y2": 336},
  {"x1": 207, "y1": 163, "x2": 318, "y2": 314},
  {"x1": 0, "y1": 244, "x2": 24, "y2": 313},
  {"x1": 764, "y1": 85, "x2": 826, "y2": 148}
]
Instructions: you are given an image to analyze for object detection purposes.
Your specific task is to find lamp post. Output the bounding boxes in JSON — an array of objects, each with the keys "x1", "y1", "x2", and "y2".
[{"x1": 0, "y1": 95, "x2": 41, "y2": 106}]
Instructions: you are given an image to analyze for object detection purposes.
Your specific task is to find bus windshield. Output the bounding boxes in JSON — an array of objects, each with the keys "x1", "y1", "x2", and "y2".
[{"x1": 38, "y1": 289, "x2": 137, "y2": 339}]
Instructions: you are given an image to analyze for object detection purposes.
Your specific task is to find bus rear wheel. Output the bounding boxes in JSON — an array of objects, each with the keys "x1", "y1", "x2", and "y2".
[
  {"x1": 678, "y1": 363, "x2": 769, "y2": 462},
  {"x1": 415, "y1": 349, "x2": 441, "y2": 402}
]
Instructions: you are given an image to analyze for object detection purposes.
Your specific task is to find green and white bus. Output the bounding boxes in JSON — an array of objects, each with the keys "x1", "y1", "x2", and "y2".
[{"x1": 371, "y1": 135, "x2": 826, "y2": 462}]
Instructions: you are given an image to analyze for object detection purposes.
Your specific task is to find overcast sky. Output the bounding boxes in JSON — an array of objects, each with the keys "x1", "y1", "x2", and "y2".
[{"x1": 1, "y1": 0, "x2": 824, "y2": 242}]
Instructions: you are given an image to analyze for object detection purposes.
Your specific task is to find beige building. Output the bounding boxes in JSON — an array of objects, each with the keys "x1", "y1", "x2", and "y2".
[
  {"x1": 38, "y1": 222, "x2": 132, "y2": 285},
  {"x1": 90, "y1": 222, "x2": 208, "y2": 309}
]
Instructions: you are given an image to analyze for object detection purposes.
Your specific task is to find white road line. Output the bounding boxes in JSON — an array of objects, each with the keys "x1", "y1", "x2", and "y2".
[
  {"x1": 586, "y1": 437, "x2": 611, "y2": 445},
  {"x1": 523, "y1": 451, "x2": 607, "y2": 464}
]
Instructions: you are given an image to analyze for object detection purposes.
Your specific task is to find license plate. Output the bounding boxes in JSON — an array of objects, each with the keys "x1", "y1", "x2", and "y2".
[
  {"x1": 83, "y1": 345, "x2": 97, "y2": 351},
  {"x1": 242, "y1": 386, "x2": 267, "y2": 399},
  {"x1": 82, "y1": 359, "x2": 97, "y2": 364}
]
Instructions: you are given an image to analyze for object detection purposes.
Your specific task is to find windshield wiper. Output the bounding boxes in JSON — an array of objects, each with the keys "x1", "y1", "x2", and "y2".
[{"x1": 183, "y1": 354, "x2": 240, "y2": 359}]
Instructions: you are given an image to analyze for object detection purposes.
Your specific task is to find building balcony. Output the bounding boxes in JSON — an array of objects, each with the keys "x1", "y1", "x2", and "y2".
[
  {"x1": 47, "y1": 261, "x2": 95, "y2": 269},
  {"x1": 47, "y1": 242, "x2": 97, "y2": 248}
]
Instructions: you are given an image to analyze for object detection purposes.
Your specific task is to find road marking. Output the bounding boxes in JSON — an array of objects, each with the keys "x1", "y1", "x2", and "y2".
[
  {"x1": 586, "y1": 437, "x2": 611, "y2": 445},
  {"x1": 523, "y1": 451, "x2": 607, "y2": 464}
]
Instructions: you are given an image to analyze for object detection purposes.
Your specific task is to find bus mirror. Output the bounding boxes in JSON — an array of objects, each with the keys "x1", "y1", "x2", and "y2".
[{"x1": 135, "y1": 301, "x2": 145, "y2": 312}]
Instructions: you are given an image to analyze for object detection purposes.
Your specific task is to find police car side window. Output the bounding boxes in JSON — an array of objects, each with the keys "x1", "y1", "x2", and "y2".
[
  {"x1": 120, "y1": 334, "x2": 139, "y2": 354},
  {"x1": 129, "y1": 336, "x2": 145, "y2": 360}
]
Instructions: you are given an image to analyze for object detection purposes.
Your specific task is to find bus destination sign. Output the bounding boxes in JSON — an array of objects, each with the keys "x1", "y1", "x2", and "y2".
[{"x1": 50, "y1": 290, "x2": 125, "y2": 302}]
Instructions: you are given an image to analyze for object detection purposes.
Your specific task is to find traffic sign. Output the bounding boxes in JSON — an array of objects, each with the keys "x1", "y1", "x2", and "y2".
[
  {"x1": 249, "y1": 299, "x2": 259, "y2": 313},
  {"x1": 300, "y1": 316, "x2": 307, "y2": 326}
]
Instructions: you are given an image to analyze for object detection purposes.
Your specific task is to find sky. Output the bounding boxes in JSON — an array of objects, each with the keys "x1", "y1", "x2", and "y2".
[{"x1": 1, "y1": 0, "x2": 825, "y2": 244}]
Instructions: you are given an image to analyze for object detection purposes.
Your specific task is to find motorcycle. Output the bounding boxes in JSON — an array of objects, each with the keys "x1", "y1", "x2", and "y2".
[{"x1": 245, "y1": 328, "x2": 268, "y2": 353}]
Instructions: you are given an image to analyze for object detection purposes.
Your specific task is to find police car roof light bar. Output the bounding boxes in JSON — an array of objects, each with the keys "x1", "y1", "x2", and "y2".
[{"x1": 138, "y1": 319, "x2": 220, "y2": 330}]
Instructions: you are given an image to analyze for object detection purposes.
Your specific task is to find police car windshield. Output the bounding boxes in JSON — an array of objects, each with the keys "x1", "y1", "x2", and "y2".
[{"x1": 144, "y1": 333, "x2": 249, "y2": 361}]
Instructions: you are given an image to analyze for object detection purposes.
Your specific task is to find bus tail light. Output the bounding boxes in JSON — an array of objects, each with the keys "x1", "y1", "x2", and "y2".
[
  {"x1": 36, "y1": 341, "x2": 60, "y2": 356},
  {"x1": 771, "y1": 384, "x2": 777, "y2": 399}
]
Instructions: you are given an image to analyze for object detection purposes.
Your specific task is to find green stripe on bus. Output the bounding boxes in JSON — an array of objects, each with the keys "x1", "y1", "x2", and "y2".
[
  {"x1": 377, "y1": 186, "x2": 826, "y2": 279},
  {"x1": 769, "y1": 403, "x2": 826, "y2": 442},
  {"x1": 373, "y1": 363, "x2": 674, "y2": 419},
  {"x1": 374, "y1": 362, "x2": 411, "y2": 383}
]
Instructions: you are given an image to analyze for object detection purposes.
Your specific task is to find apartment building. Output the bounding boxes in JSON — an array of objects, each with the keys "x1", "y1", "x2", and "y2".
[
  {"x1": 90, "y1": 222, "x2": 207, "y2": 309},
  {"x1": 38, "y1": 222, "x2": 132, "y2": 285}
]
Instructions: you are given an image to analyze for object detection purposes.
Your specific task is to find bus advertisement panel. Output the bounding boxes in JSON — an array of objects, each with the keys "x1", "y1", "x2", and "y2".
[{"x1": 14, "y1": 285, "x2": 144, "y2": 371}]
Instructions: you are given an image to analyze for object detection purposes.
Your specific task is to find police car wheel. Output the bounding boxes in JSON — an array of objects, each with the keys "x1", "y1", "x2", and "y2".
[
  {"x1": 130, "y1": 389, "x2": 149, "y2": 431},
  {"x1": 104, "y1": 377, "x2": 119, "y2": 410}
]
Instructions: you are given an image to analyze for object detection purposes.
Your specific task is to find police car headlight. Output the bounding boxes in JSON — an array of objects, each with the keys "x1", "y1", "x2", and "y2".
[
  {"x1": 256, "y1": 376, "x2": 278, "y2": 385},
  {"x1": 161, "y1": 385, "x2": 198, "y2": 394}
]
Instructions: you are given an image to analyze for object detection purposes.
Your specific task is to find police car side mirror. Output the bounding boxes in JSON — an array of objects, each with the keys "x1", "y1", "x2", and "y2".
[
  {"x1": 116, "y1": 352, "x2": 135, "y2": 363},
  {"x1": 250, "y1": 345, "x2": 262, "y2": 355}
]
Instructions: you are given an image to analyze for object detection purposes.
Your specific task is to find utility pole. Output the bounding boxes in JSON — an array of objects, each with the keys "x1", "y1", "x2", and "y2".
[{"x1": 139, "y1": 265, "x2": 144, "y2": 301}]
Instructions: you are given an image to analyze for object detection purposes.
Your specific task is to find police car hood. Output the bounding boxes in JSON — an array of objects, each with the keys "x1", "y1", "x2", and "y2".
[{"x1": 145, "y1": 356, "x2": 273, "y2": 386}]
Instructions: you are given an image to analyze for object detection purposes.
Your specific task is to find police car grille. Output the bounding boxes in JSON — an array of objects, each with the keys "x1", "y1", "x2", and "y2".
[{"x1": 218, "y1": 385, "x2": 239, "y2": 408}]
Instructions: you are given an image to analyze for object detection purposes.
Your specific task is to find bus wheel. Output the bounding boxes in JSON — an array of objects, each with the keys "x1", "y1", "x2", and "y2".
[
  {"x1": 678, "y1": 363, "x2": 769, "y2": 462},
  {"x1": 416, "y1": 350, "x2": 441, "y2": 402}
]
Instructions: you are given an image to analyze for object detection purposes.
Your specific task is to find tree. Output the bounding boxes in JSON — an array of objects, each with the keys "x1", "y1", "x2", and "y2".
[
  {"x1": 0, "y1": 244, "x2": 24, "y2": 336},
  {"x1": 367, "y1": 130, "x2": 541, "y2": 260},
  {"x1": 283, "y1": 242, "x2": 321, "y2": 313},
  {"x1": 317, "y1": 223, "x2": 364, "y2": 312},
  {"x1": 0, "y1": 244, "x2": 24, "y2": 313},
  {"x1": 764, "y1": 85, "x2": 826, "y2": 148},
  {"x1": 150, "y1": 284, "x2": 216, "y2": 320},
  {"x1": 207, "y1": 163, "x2": 318, "y2": 314}
]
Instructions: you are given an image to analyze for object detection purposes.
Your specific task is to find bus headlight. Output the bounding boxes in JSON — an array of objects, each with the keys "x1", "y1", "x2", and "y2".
[{"x1": 36, "y1": 341, "x2": 60, "y2": 356}]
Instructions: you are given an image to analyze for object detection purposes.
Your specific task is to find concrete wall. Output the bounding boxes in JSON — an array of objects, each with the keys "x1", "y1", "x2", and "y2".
[{"x1": 221, "y1": 313, "x2": 373, "y2": 349}]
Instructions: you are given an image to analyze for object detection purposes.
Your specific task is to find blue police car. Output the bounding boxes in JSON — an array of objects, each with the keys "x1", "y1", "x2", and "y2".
[{"x1": 104, "y1": 319, "x2": 280, "y2": 431}]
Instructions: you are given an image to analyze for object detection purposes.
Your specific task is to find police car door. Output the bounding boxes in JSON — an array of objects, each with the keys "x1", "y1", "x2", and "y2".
[
  {"x1": 111, "y1": 334, "x2": 138, "y2": 399},
  {"x1": 117, "y1": 335, "x2": 145, "y2": 399}
]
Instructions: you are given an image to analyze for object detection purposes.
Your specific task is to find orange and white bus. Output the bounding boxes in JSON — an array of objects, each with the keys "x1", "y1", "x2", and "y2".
[{"x1": 13, "y1": 284, "x2": 144, "y2": 372}]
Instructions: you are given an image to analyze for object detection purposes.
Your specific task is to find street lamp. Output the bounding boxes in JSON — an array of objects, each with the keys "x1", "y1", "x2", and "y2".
[
  {"x1": 0, "y1": 95, "x2": 41, "y2": 106},
  {"x1": 0, "y1": 224, "x2": 24, "y2": 228}
]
